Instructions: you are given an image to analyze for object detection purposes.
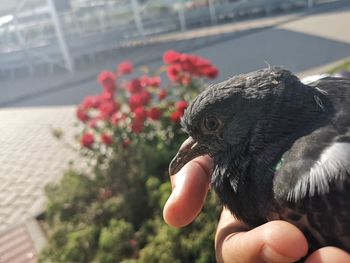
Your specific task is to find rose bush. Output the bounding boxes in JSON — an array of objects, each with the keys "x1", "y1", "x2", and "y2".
[
  {"x1": 75, "y1": 50, "x2": 218, "y2": 153},
  {"x1": 40, "y1": 51, "x2": 221, "y2": 263}
]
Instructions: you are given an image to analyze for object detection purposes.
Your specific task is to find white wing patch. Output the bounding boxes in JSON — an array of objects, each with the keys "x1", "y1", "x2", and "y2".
[
  {"x1": 301, "y1": 74, "x2": 330, "y2": 85},
  {"x1": 287, "y1": 142, "x2": 350, "y2": 201}
]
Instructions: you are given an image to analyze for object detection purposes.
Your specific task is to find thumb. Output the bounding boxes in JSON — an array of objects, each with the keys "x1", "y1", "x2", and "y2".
[{"x1": 163, "y1": 156, "x2": 212, "y2": 227}]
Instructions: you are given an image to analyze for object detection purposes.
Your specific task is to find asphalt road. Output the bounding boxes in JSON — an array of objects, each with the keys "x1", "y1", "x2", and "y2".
[{"x1": 1, "y1": 0, "x2": 350, "y2": 108}]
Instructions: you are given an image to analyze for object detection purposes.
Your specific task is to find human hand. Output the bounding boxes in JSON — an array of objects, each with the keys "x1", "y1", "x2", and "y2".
[{"x1": 163, "y1": 156, "x2": 350, "y2": 263}]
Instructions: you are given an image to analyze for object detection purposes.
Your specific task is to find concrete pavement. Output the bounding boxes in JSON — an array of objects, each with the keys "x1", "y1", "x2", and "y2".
[
  {"x1": 280, "y1": 6, "x2": 350, "y2": 44},
  {"x1": 0, "y1": 0, "x2": 349, "y2": 242}
]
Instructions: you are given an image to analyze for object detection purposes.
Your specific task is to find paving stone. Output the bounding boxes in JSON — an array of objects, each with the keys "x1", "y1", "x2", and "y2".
[{"x1": 0, "y1": 106, "x2": 85, "y2": 230}]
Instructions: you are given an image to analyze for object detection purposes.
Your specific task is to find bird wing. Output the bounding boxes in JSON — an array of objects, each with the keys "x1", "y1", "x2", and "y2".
[
  {"x1": 271, "y1": 77, "x2": 350, "y2": 251},
  {"x1": 273, "y1": 77, "x2": 350, "y2": 202},
  {"x1": 301, "y1": 74, "x2": 330, "y2": 85},
  {"x1": 272, "y1": 127, "x2": 350, "y2": 203},
  {"x1": 271, "y1": 135, "x2": 350, "y2": 251},
  {"x1": 284, "y1": 140, "x2": 350, "y2": 202}
]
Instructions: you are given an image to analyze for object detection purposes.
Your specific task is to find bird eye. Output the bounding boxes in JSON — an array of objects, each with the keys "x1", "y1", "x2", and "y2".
[{"x1": 203, "y1": 116, "x2": 221, "y2": 132}]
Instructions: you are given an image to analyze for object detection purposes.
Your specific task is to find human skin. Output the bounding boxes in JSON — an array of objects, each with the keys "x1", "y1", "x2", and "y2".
[{"x1": 163, "y1": 156, "x2": 350, "y2": 263}]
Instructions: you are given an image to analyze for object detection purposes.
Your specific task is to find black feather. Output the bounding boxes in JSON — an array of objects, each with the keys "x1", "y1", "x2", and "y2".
[{"x1": 174, "y1": 67, "x2": 350, "y2": 254}]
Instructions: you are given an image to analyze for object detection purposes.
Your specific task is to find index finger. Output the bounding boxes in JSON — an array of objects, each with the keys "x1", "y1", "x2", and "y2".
[
  {"x1": 216, "y1": 209, "x2": 308, "y2": 263},
  {"x1": 163, "y1": 155, "x2": 213, "y2": 227}
]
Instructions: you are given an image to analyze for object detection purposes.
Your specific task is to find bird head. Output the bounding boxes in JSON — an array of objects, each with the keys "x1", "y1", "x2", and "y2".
[{"x1": 170, "y1": 67, "x2": 302, "y2": 176}]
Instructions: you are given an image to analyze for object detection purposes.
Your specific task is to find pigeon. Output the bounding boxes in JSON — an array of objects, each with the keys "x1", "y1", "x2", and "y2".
[{"x1": 169, "y1": 67, "x2": 350, "y2": 254}]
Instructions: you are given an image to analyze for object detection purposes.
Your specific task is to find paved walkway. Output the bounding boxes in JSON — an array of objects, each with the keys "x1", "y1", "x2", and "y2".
[
  {"x1": 0, "y1": 0, "x2": 350, "y2": 237},
  {"x1": 0, "y1": 106, "x2": 83, "y2": 232}
]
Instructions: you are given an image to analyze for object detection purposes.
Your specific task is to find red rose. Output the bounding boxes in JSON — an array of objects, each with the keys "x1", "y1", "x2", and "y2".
[
  {"x1": 118, "y1": 60, "x2": 133, "y2": 75},
  {"x1": 195, "y1": 57, "x2": 211, "y2": 68},
  {"x1": 99, "y1": 188, "x2": 113, "y2": 200},
  {"x1": 170, "y1": 110, "x2": 183, "y2": 123},
  {"x1": 129, "y1": 239, "x2": 138, "y2": 248},
  {"x1": 82, "y1": 95, "x2": 100, "y2": 109},
  {"x1": 148, "y1": 107, "x2": 162, "y2": 120},
  {"x1": 134, "y1": 107, "x2": 147, "y2": 121},
  {"x1": 148, "y1": 76, "x2": 161, "y2": 87},
  {"x1": 99, "y1": 100, "x2": 119, "y2": 119},
  {"x1": 76, "y1": 107, "x2": 89, "y2": 122},
  {"x1": 140, "y1": 91, "x2": 151, "y2": 105},
  {"x1": 176, "y1": 100, "x2": 188, "y2": 113},
  {"x1": 122, "y1": 139, "x2": 131, "y2": 148},
  {"x1": 81, "y1": 132, "x2": 94, "y2": 148},
  {"x1": 179, "y1": 75, "x2": 191, "y2": 86},
  {"x1": 163, "y1": 50, "x2": 180, "y2": 64},
  {"x1": 181, "y1": 61, "x2": 197, "y2": 76},
  {"x1": 131, "y1": 120, "x2": 144, "y2": 133},
  {"x1": 127, "y1": 79, "x2": 143, "y2": 94},
  {"x1": 179, "y1": 53, "x2": 190, "y2": 63},
  {"x1": 110, "y1": 112, "x2": 121, "y2": 126},
  {"x1": 101, "y1": 90, "x2": 114, "y2": 101},
  {"x1": 129, "y1": 94, "x2": 143, "y2": 110},
  {"x1": 167, "y1": 64, "x2": 181, "y2": 82},
  {"x1": 101, "y1": 133, "x2": 113, "y2": 145},
  {"x1": 141, "y1": 75, "x2": 161, "y2": 88},
  {"x1": 203, "y1": 66, "x2": 218, "y2": 79},
  {"x1": 140, "y1": 75, "x2": 150, "y2": 88},
  {"x1": 88, "y1": 119, "x2": 97, "y2": 128},
  {"x1": 163, "y1": 51, "x2": 219, "y2": 80},
  {"x1": 98, "y1": 71, "x2": 116, "y2": 93},
  {"x1": 158, "y1": 90, "x2": 167, "y2": 100}
]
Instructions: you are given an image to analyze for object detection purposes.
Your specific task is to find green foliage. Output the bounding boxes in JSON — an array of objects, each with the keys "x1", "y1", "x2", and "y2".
[
  {"x1": 41, "y1": 142, "x2": 221, "y2": 262},
  {"x1": 42, "y1": 161, "x2": 221, "y2": 263},
  {"x1": 45, "y1": 171, "x2": 98, "y2": 225},
  {"x1": 137, "y1": 220, "x2": 182, "y2": 263},
  {"x1": 95, "y1": 219, "x2": 135, "y2": 263},
  {"x1": 40, "y1": 223, "x2": 99, "y2": 262},
  {"x1": 134, "y1": 191, "x2": 220, "y2": 263},
  {"x1": 327, "y1": 59, "x2": 350, "y2": 74}
]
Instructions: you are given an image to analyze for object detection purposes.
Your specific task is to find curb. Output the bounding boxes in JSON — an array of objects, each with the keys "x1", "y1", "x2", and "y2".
[{"x1": 298, "y1": 56, "x2": 350, "y2": 78}]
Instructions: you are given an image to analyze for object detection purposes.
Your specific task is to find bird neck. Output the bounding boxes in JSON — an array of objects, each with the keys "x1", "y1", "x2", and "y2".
[
  {"x1": 257, "y1": 83, "x2": 331, "y2": 148},
  {"x1": 250, "y1": 83, "x2": 332, "y2": 181}
]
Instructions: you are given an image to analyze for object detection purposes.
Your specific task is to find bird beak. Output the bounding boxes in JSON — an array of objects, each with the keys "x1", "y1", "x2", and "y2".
[{"x1": 169, "y1": 137, "x2": 207, "y2": 176}]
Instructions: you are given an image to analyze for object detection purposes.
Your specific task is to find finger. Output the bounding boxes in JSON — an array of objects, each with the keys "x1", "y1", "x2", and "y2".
[
  {"x1": 216, "y1": 214, "x2": 308, "y2": 263},
  {"x1": 163, "y1": 155, "x2": 212, "y2": 227},
  {"x1": 305, "y1": 246, "x2": 350, "y2": 263}
]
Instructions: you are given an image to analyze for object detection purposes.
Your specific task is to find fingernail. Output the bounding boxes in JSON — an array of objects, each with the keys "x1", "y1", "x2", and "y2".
[{"x1": 261, "y1": 245, "x2": 296, "y2": 263}]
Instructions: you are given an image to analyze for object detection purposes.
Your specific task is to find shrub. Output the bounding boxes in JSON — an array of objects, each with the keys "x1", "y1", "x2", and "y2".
[{"x1": 41, "y1": 50, "x2": 221, "y2": 263}]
